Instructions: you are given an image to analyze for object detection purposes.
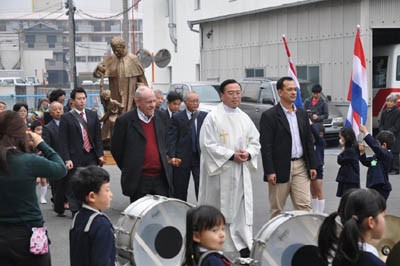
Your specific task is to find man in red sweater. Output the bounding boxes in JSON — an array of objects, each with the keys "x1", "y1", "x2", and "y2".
[{"x1": 111, "y1": 86, "x2": 173, "y2": 202}]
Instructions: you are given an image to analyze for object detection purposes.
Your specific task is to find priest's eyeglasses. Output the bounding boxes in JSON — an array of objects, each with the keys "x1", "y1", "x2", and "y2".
[{"x1": 225, "y1": 91, "x2": 242, "y2": 96}]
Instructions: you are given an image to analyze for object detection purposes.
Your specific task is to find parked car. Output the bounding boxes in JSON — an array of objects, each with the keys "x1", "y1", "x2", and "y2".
[
  {"x1": 168, "y1": 81, "x2": 221, "y2": 112},
  {"x1": 0, "y1": 77, "x2": 26, "y2": 86},
  {"x1": 239, "y1": 78, "x2": 344, "y2": 145}
]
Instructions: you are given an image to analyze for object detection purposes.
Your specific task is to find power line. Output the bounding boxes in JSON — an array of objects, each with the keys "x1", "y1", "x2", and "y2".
[{"x1": 76, "y1": 0, "x2": 142, "y2": 20}]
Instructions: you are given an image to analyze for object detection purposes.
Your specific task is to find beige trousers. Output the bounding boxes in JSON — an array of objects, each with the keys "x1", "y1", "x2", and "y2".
[{"x1": 268, "y1": 159, "x2": 312, "y2": 219}]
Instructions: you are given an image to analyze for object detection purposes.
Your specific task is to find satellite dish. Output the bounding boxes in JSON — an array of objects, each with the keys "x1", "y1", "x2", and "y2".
[
  {"x1": 154, "y1": 49, "x2": 171, "y2": 68},
  {"x1": 136, "y1": 49, "x2": 153, "y2": 68}
]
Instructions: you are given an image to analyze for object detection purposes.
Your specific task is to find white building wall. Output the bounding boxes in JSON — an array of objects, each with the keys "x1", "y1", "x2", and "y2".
[
  {"x1": 142, "y1": 0, "x2": 200, "y2": 90},
  {"x1": 22, "y1": 50, "x2": 53, "y2": 81},
  {"x1": 75, "y1": 42, "x2": 109, "y2": 74}
]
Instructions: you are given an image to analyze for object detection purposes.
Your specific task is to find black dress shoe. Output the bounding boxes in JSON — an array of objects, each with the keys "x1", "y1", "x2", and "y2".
[{"x1": 56, "y1": 213, "x2": 66, "y2": 217}]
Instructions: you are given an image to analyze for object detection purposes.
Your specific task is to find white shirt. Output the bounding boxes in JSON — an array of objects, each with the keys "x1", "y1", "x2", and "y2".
[
  {"x1": 280, "y1": 103, "x2": 303, "y2": 158},
  {"x1": 361, "y1": 242, "x2": 379, "y2": 258},
  {"x1": 137, "y1": 108, "x2": 154, "y2": 124},
  {"x1": 186, "y1": 109, "x2": 198, "y2": 129}
]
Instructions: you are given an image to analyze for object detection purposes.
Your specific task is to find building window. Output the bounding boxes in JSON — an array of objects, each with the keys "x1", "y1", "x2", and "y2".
[
  {"x1": 76, "y1": 56, "x2": 86, "y2": 62},
  {"x1": 88, "y1": 56, "x2": 101, "y2": 62},
  {"x1": 91, "y1": 35, "x2": 102, "y2": 42},
  {"x1": 91, "y1": 21, "x2": 102, "y2": 32},
  {"x1": 245, "y1": 68, "x2": 265, "y2": 78},
  {"x1": 194, "y1": 0, "x2": 200, "y2": 10},
  {"x1": 297, "y1": 65, "x2": 320, "y2": 84},
  {"x1": 75, "y1": 36, "x2": 82, "y2": 42},
  {"x1": 105, "y1": 36, "x2": 113, "y2": 44},
  {"x1": 134, "y1": 19, "x2": 143, "y2": 32}
]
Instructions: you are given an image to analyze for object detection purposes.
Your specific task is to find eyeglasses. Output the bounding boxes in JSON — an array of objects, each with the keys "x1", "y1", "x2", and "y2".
[
  {"x1": 186, "y1": 100, "x2": 199, "y2": 103},
  {"x1": 225, "y1": 91, "x2": 242, "y2": 96}
]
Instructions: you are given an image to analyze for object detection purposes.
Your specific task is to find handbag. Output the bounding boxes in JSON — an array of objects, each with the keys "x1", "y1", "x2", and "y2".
[{"x1": 30, "y1": 227, "x2": 49, "y2": 255}]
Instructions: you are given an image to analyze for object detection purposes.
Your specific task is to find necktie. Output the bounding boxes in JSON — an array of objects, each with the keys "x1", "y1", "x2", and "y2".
[
  {"x1": 80, "y1": 112, "x2": 91, "y2": 152},
  {"x1": 191, "y1": 112, "x2": 197, "y2": 153}
]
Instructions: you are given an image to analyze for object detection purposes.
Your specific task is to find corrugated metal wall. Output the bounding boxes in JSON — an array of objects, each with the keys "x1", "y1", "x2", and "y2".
[{"x1": 200, "y1": 0, "x2": 366, "y2": 104}]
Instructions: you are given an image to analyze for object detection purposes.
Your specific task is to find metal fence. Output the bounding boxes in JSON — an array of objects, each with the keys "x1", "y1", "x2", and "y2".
[{"x1": 0, "y1": 85, "x2": 103, "y2": 113}]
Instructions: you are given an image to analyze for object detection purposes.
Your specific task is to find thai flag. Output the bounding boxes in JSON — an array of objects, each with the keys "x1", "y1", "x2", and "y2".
[
  {"x1": 282, "y1": 35, "x2": 303, "y2": 107},
  {"x1": 345, "y1": 26, "x2": 368, "y2": 136}
]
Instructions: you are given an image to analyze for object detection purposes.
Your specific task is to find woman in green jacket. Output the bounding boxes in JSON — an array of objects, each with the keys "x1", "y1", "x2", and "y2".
[{"x1": 0, "y1": 110, "x2": 67, "y2": 266}]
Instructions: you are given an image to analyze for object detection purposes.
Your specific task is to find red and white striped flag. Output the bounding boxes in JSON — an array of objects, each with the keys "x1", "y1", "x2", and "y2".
[
  {"x1": 282, "y1": 35, "x2": 303, "y2": 107},
  {"x1": 345, "y1": 26, "x2": 368, "y2": 136}
]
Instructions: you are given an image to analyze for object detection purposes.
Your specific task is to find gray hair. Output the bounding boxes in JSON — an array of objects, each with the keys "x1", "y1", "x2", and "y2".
[
  {"x1": 153, "y1": 89, "x2": 164, "y2": 97},
  {"x1": 135, "y1": 86, "x2": 153, "y2": 100},
  {"x1": 386, "y1": 93, "x2": 398, "y2": 104},
  {"x1": 49, "y1": 101, "x2": 63, "y2": 110},
  {"x1": 184, "y1": 91, "x2": 199, "y2": 101}
]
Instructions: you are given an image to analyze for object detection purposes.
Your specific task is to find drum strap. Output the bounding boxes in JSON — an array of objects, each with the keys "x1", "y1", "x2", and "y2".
[{"x1": 198, "y1": 250, "x2": 231, "y2": 266}]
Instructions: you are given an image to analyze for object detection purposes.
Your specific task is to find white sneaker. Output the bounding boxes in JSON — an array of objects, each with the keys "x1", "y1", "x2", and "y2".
[{"x1": 40, "y1": 197, "x2": 47, "y2": 204}]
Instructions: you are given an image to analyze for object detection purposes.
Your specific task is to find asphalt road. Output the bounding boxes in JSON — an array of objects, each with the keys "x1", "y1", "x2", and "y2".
[{"x1": 40, "y1": 147, "x2": 400, "y2": 266}]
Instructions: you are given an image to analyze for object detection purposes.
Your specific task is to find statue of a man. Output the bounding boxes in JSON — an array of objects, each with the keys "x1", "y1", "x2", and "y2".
[{"x1": 93, "y1": 36, "x2": 148, "y2": 113}]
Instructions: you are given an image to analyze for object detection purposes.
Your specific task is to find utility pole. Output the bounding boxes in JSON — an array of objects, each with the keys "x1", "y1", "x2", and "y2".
[
  {"x1": 66, "y1": 0, "x2": 77, "y2": 90},
  {"x1": 122, "y1": 0, "x2": 130, "y2": 50}
]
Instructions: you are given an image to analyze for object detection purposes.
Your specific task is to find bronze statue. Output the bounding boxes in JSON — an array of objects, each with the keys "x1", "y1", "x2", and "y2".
[
  {"x1": 94, "y1": 36, "x2": 148, "y2": 113},
  {"x1": 99, "y1": 76, "x2": 123, "y2": 149}
]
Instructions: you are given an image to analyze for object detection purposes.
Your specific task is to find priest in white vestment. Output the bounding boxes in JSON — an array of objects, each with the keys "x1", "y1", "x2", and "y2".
[{"x1": 198, "y1": 79, "x2": 261, "y2": 258}]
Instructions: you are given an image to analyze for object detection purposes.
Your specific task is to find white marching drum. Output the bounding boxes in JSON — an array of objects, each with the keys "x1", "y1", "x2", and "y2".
[
  {"x1": 115, "y1": 195, "x2": 193, "y2": 266},
  {"x1": 251, "y1": 211, "x2": 326, "y2": 266}
]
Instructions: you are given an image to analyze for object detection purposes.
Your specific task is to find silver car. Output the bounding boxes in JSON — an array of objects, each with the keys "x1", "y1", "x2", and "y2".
[{"x1": 168, "y1": 81, "x2": 221, "y2": 112}]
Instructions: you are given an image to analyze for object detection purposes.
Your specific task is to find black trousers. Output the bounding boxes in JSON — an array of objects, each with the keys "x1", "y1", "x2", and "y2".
[
  {"x1": 129, "y1": 172, "x2": 169, "y2": 203},
  {"x1": 55, "y1": 150, "x2": 98, "y2": 214},
  {"x1": 172, "y1": 154, "x2": 200, "y2": 201},
  {"x1": 0, "y1": 223, "x2": 51, "y2": 266}
]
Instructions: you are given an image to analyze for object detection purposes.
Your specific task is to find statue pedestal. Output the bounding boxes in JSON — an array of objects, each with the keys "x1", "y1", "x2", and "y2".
[{"x1": 104, "y1": 150, "x2": 116, "y2": 165}]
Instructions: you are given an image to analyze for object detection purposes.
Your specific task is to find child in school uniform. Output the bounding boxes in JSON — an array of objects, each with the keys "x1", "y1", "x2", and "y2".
[
  {"x1": 359, "y1": 124, "x2": 394, "y2": 200},
  {"x1": 310, "y1": 122, "x2": 326, "y2": 213},
  {"x1": 30, "y1": 120, "x2": 49, "y2": 204},
  {"x1": 336, "y1": 127, "x2": 360, "y2": 197},
  {"x1": 183, "y1": 205, "x2": 232, "y2": 266},
  {"x1": 69, "y1": 166, "x2": 115, "y2": 266}
]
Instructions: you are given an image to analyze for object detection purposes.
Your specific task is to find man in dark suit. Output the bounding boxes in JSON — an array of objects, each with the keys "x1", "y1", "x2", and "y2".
[
  {"x1": 161, "y1": 91, "x2": 182, "y2": 129},
  {"x1": 111, "y1": 86, "x2": 173, "y2": 202},
  {"x1": 59, "y1": 87, "x2": 104, "y2": 214},
  {"x1": 260, "y1": 76, "x2": 317, "y2": 218},
  {"x1": 167, "y1": 92, "x2": 207, "y2": 201},
  {"x1": 42, "y1": 101, "x2": 67, "y2": 216}
]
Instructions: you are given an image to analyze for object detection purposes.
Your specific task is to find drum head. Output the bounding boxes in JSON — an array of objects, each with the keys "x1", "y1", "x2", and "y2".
[
  {"x1": 371, "y1": 214, "x2": 400, "y2": 262},
  {"x1": 251, "y1": 211, "x2": 326, "y2": 266},
  {"x1": 116, "y1": 195, "x2": 193, "y2": 266}
]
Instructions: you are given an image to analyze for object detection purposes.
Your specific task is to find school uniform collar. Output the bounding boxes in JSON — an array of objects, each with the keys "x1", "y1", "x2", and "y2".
[
  {"x1": 360, "y1": 242, "x2": 379, "y2": 258},
  {"x1": 198, "y1": 246, "x2": 223, "y2": 254},
  {"x1": 82, "y1": 203, "x2": 101, "y2": 213}
]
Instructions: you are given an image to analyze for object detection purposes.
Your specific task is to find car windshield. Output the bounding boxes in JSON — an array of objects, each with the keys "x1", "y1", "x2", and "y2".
[{"x1": 191, "y1": 85, "x2": 221, "y2": 102}]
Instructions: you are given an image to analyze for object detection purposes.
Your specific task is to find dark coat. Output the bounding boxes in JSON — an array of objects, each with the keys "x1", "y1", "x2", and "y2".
[
  {"x1": 42, "y1": 119, "x2": 61, "y2": 154},
  {"x1": 69, "y1": 207, "x2": 115, "y2": 266},
  {"x1": 336, "y1": 146, "x2": 360, "y2": 184},
  {"x1": 303, "y1": 97, "x2": 329, "y2": 123},
  {"x1": 166, "y1": 110, "x2": 207, "y2": 168},
  {"x1": 199, "y1": 252, "x2": 232, "y2": 266},
  {"x1": 260, "y1": 104, "x2": 318, "y2": 183},
  {"x1": 360, "y1": 134, "x2": 392, "y2": 191},
  {"x1": 59, "y1": 109, "x2": 103, "y2": 166},
  {"x1": 110, "y1": 109, "x2": 173, "y2": 197},
  {"x1": 311, "y1": 123, "x2": 326, "y2": 167},
  {"x1": 379, "y1": 106, "x2": 400, "y2": 153},
  {"x1": 332, "y1": 251, "x2": 386, "y2": 266}
]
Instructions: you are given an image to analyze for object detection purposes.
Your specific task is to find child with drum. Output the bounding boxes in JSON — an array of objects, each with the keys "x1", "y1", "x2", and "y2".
[
  {"x1": 359, "y1": 124, "x2": 394, "y2": 200},
  {"x1": 69, "y1": 166, "x2": 115, "y2": 266},
  {"x1": 336, "y1": 127, "x2": 360, "y2": 197},
  {"x1": 319, "y1": 189, "x2": 387, "y2": 266},
  {"x1": 183, "y1": 205, "x2": 232, "y2": 266}
]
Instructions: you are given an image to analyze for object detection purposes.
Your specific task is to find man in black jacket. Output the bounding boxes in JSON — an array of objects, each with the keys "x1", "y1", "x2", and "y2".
[
  {"x1": 260, "y1": 77, "x2": 317, "y2": 218},
  {"x1": 59, "y1": 87, "x2": 104, "y2": 214},
  {"x1": 379, "y1": 93, "x2": 400, "y2": 175},
  {"x1": 303, "y1": 84, "x2": 329, "y2": 124}
]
